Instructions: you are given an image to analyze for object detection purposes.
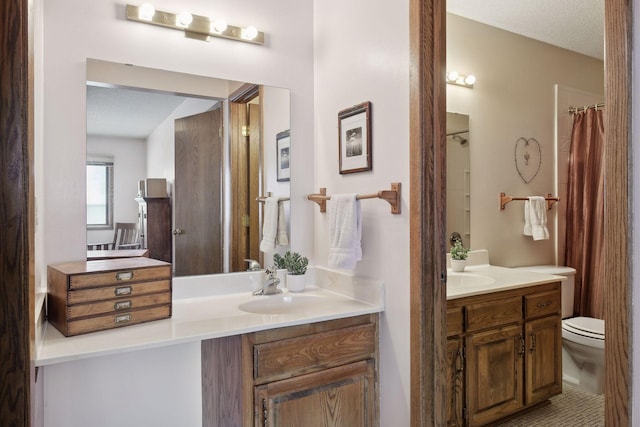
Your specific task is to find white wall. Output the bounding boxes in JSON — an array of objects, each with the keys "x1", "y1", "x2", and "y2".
[
  {"x1": 447, "y1": 14, "x2": 604, "y2": 267},
  {"x1": 39, "y1": 0, "x2": 313, "y2": 424},
  {"x1": 39, "y1": 0, "x2": 314, "y2": 274},
  {"x1": 314, "y1": 1, "x2": 410, "y2": 425},
  {"x1": 86, "y1": 135, "x2": 147, "y2": 244}
]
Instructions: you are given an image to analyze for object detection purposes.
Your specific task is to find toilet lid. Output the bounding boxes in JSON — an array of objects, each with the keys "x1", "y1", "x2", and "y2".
[{"x1": 563, "y1": 316, "x2": 604, "y2": 339}]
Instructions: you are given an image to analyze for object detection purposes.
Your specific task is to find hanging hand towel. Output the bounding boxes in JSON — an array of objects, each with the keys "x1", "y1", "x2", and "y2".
[
  {"x1": 259, "y1": 197, "x2": 279, "y2": 252},
  {"x1": 328, "y1": 194, "x2": 362, "y2": 270},
  {"x1": 523, "y1": 200, "x2": 533, "y2": 236},
  {"x1": 528, "y1": 196, "x2": 549, "y2": 241},
  {"x1": 276, "y1": 201, "x2": 289, "y2": 246}
]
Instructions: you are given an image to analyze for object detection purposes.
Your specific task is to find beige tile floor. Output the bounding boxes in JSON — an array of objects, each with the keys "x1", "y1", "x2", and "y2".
[{"x1": 496, "y1": 382, "x2": 604, "y2": 426}]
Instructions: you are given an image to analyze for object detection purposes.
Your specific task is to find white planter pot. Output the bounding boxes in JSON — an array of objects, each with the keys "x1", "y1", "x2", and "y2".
[
  {"x1": 451, "y1": 259, "x2": 467, "y2": 272},
  {"x1": 287, "y1": 274, "x2": 306, "y2": 292}
]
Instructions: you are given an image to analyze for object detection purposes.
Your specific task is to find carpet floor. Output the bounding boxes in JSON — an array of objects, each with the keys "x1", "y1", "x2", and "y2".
[{"x1": 496, "y1": 382, "x2": 604, "y2": 426}]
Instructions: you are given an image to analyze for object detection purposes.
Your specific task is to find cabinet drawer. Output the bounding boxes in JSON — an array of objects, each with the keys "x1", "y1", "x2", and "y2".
[
  {"x1": 66, "y1": 304, "x2": 171, "y2": 336},
  {"x1": 466, "y1": 296, "x2": 522, "y2": 332},
  {"x1": 524, "y1": 290, "x2": 561, "y2": 319},
  {"x1": 67, "y1": 279, "x2": 171, "y2": 305},
  {"x1": 69, "y1": 265, "x2": 171, "y2": 289},
  {"x1": 447, "y1": 307, "x2": 464, "y2": 336},
  {"x1": 253, "y1": 323, "x2": 376, "y2": 384},
  {"x1": 67, "y1": 291, "x2": 171, "y2": 319}
]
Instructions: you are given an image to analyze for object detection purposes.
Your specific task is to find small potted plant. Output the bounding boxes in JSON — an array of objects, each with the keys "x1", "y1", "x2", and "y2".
[
  {"x1": 274, "y1": 251, "x2": 309, "y2": 292},
  {"x1": 449, "y1": 240, "x2": 470, "y2": 272}
]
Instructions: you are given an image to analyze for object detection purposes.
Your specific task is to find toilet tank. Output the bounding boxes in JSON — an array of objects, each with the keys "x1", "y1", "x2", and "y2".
[{"x1": 514, "y1": 265, "x2": 576, "y2": 318}]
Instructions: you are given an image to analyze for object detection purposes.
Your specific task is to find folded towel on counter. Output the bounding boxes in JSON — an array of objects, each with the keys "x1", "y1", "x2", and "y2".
[
  {"x1": 526, "y1": 196, "x2": 549, "y2": 241},
  {"x1": 260, "y1": 197, "x2": 280, "y2": 252},
  {"x1": 276, "y1": 201, "x2": 289, "y2": 246},
  {"x1": 328, "y1": 194, "x2": 362, "y2": 269}
]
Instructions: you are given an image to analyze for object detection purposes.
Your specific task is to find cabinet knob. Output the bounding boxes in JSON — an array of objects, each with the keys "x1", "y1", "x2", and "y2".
[{"x1": 173, "y1": 228, "x2": 183, "y2": 235}]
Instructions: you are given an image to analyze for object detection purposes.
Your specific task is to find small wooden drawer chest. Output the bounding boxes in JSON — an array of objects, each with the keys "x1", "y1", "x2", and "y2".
[{"x1": 47, "y1": 257, "x2": 172, "y2": 336}]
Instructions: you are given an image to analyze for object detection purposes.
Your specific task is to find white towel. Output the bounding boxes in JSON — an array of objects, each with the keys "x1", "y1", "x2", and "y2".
[
  {"x1": 260, "y1": 197, "x2": 279, "y2": 252},
  {"x1": 527, "y1": 196, "x2": 549, "y2": 241},
  {"x1": 328, "y1": 194, "x2": 362, "y2": 269},
  {"x1": 276, "y1": 201, "x2": 289, "y2": 246},
  {"x1": 523, "y1": 200, "x2": 532, "y2": 236}
]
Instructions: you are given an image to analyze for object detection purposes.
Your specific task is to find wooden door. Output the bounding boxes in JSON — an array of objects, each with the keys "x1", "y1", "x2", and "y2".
[
  {"x1": 465, "y1": 325, "x2": 523, "y2": 427},
  {"x1": 174, "y1": 108, "x2": 223, "y2": 276},
  {"x1": 446, "y1": 337, "x2": 464, "y2": 427},
  {"x1": 255, "y1": 360, "x2": 376, "y2": 427},
  {"x1": 230, "y1": 100, "x2": 261, "y2": 272},
  {"x1": 525, "y1": 315, "x2": 562, "y2": 404}
]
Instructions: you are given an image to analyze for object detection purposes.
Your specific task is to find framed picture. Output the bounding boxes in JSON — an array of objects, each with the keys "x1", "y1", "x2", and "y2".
[
  {"x1": 338, "y1": 101, "x2": 372, "y2": 174},
  {"x1": 276, "y1": 130, "x2": 291, "y2": 182}
]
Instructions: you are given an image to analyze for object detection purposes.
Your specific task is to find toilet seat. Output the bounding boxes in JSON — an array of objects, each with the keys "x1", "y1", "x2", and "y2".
[{"x1": 562, "y1": 316, "x2": 605, "y2": 349}]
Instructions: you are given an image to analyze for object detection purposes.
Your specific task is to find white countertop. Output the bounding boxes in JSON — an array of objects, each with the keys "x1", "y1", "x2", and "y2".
[
  {"x1": 36, "y1": 268, "x2": 384, "y2": 366},
  {"x1": 446, "y1": 264, "x2": 563, "y2": 300}
]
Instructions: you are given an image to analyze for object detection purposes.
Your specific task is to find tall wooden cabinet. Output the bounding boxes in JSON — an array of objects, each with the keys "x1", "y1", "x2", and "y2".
[
  {"x1": 136, "y1": 197, "x2": 172, "y2": 263},
  {"x1": 202, "y1": 314, "x2": 379, "y2": 427},
  {"x1": 446, "y1": 282, "x2": 562, "y2": 426}
]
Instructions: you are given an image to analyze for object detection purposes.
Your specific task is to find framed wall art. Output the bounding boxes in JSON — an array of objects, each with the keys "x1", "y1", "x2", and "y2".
[
  {"x1": 276, "y1": 130, "x2": 290, "y2": 182},
  {"x1": 338, "y1": 101, "x2": 372, "y2": 174}
]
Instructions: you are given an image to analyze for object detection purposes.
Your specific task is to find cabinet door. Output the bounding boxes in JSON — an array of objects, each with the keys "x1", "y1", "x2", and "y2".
[
  {"x1": 525, "y1": 315, "x2": 562, "y2": 404},
  {"x1": 466, "y1": 324, "x2": 523, "y2": 427},
  {"x1": 446, "y1": 337, "x2": 465, "y2": 427},
  {"x1": 255, "y1": 360, "x2": 376, "y2": 427}
]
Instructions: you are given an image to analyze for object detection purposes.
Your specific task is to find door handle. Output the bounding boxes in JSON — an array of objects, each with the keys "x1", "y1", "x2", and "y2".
[{"x1": 173, "y1": 228, "x2": 183, "y2": 235}]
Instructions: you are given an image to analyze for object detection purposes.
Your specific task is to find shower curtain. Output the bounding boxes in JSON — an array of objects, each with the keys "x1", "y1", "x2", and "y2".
[{"x1": 564, "y1": 108, "x2": 605, "y2": 319}]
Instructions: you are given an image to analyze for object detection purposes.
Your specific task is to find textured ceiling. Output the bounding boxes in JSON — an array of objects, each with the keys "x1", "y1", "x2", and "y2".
[
  {"x1": 86, "y1": 85, "x2": 191, "y2": 139},
  {"x1": 447, "y1": 0, "x2": 604, "y2": 60}
]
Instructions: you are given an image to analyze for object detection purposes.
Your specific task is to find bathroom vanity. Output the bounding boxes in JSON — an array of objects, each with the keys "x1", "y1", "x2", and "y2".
[
  {"x1": 36, "y1": 268, "x2": 383, "y2": 427},
  {"x1": 202, "y1": 314, "x2": 378, "y2": 426},
  {"x1": 446, "y1": 261, "x2": 562, "y2": 427}
]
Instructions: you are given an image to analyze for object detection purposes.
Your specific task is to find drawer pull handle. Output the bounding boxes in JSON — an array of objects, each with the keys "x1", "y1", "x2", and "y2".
[
  {"x1": 537, "y1": 301, "x2": 552, "y2": 308},
  {"x1": 114, "y1": 300, "x2": 132, "y2": 310},
  {"x1": 115, "y1": 314, "x2": 131, "y2": 324},
  {"x1": 115, "y1": 286, "x2": 132, "y2": 296},
  {"x1": 116, "y1": 271, "x2": 134, "y2": 281}
]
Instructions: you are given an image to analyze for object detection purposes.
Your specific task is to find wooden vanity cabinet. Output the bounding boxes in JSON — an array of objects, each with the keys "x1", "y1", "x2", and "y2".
[
  {"x1": 202, "y1": 314, "x2": 379, "y2": 427},
  {"x1": 445, "y1": 282, "x2": 562, "y2": 427}
]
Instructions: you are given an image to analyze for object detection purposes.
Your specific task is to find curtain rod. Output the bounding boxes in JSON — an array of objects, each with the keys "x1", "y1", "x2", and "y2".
[{"x1": 568, "y1": 103, "x2": 605, "y2": 115}]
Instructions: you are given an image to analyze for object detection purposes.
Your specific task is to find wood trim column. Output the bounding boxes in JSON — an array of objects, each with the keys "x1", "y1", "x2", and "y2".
[
  {"x1": 0, "y1": 0, "x2": 33, "y2": 425},
  {"x1": 604, "y1": 0, "x2": 632, "y2": 425},
  {"x1": 409, "y1": 0, "x2": 447, "y2": 425}
]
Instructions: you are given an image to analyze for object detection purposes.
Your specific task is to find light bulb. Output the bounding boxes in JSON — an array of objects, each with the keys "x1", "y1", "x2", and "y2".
[
  {"x1": 211, "y1": 19, "x2": 228, "y2": 33},
  {"x1": 464, "y1": 75, "x2": 476, "y2": 85},
  {"x1": 139, "y1": 3, "x2": 155, "y2": 21},
  {"x1": 176, "y1": 11, "x2": 193, "y2": 27},
  {"x1": 242, "y1": 26, "x2": 258, "y2": 40},
  {"x1": 446, "y1": 71, "x2": 459, "y2": 82}
]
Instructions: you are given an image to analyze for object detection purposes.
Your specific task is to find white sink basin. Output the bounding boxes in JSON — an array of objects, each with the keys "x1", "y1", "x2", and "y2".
[
  {"x1": 238, "y1": 294, "x2": 325, "y2": 315},
  {"x1": 447, "y1": 273, "x2": 495, "y2": 287}
]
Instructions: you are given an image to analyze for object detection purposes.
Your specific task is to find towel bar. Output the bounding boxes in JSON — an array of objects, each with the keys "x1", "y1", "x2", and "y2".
[
  {"x1": 500, "y1": 192, "x2": 559, "y2": 210},
  {"x1": 307, "y1": 182, "x2": 401, "y2": 214}
]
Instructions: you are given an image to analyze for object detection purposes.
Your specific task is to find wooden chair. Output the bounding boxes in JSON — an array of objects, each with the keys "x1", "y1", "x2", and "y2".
[{"x1": 87, "y1": 222, "x2": 141, "y2": 250}]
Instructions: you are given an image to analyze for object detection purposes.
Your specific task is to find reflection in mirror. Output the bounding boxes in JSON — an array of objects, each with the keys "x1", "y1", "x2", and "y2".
[
  {"x1": 446, "y1": 112, "x2": 470, "y2": 249},
  {"x1": 85, "y1": 59, "x2": 291, "y2": 275}
]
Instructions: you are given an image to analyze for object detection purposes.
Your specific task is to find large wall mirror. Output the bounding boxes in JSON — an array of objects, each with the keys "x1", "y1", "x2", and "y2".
[
  {"x1": 85, "y1": 59, "x2": 291, "y2": 276},
  {"x1": 446, "y1": 112, "x2": 470, "y2": 248}
]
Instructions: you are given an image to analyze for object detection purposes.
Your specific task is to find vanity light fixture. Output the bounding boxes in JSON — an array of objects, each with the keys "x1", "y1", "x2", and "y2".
[
  {"x1": 126, "y1": 3, "x2": 265, "y2": 45},
  {"x1": 446, "y1": 71, "x2": 476, "y2": 89}
]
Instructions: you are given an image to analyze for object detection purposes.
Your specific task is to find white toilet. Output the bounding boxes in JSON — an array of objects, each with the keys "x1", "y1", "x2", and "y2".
[{"x1": 516, "y1": 265, "x2": 605, "y2": 395}]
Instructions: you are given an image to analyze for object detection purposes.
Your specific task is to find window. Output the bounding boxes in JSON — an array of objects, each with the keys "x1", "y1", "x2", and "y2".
[{"x1": 86, "y1": 161, "x2": 114, "y2": 229}]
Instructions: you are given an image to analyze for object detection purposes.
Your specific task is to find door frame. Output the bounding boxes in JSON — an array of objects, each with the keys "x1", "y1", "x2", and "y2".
[
  {"x1": 409, "y1": 0, "x2": 632, "y2": 425},
  {"x1": 0, "y1": 0, "x2": 33, "y2": 425}
]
